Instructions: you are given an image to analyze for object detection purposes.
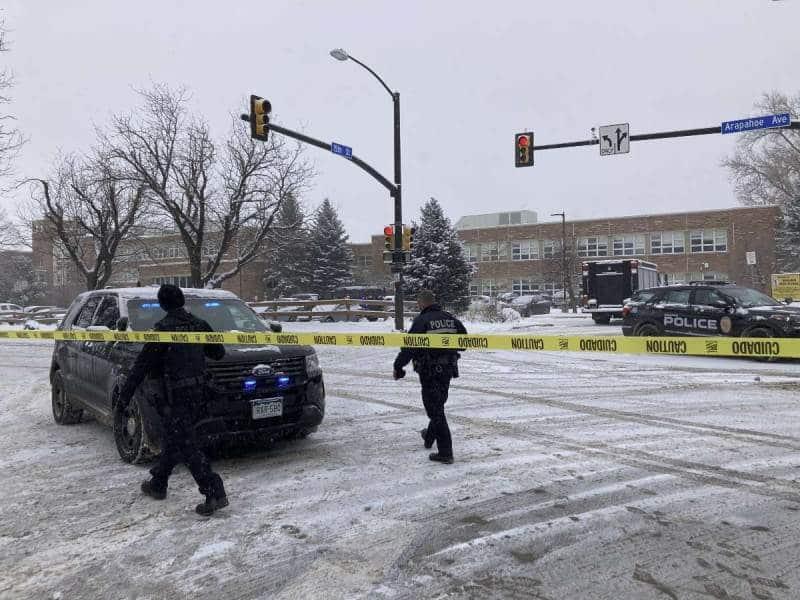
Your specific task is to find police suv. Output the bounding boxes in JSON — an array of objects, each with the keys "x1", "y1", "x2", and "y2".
[
  {"x1": 50, "y1": 288, "x2": 326, "y2": 463},
  {"x1": 621, "y1": 282, "x2": 800, "y2": 339}
]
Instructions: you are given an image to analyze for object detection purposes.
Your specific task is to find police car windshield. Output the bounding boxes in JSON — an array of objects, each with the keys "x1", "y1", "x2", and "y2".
[
  {"x1": 126, "y1": 298, "x2": 267, "y2": 332},
  {"x1": 722, "y1": 287, "x2": 781, "y2": 308}
]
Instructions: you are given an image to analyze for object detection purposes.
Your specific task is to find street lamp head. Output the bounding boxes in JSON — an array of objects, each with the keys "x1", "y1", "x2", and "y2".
[{"x1": 329, "y1": 48, "x2": 350, "y2": 61}]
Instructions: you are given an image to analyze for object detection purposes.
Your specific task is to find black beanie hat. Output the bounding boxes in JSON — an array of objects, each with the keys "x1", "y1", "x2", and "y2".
[{"x1": 157, "y1": 284, "x2": 185, "y2": 311}]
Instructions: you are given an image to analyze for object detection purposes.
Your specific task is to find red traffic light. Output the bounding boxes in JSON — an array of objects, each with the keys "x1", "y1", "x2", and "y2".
[
  {"x1": 517, "y1": 135, "x2": 530, "y2": 147},
  {"x1": 383, "y1": 225, "x2": 394, "y2": 236}
]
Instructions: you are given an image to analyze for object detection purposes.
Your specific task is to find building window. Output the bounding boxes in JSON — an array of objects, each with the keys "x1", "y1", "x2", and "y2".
[
  {"x1": 480, "y1": 280, "x2": 497, "y2": 296},
  {"x1": 690, "y1": 229, "x2": 727, "y2": 253},
  {"x1": 511, "y1": 279, "x2": 538, "y2": 294},
  {"x1": 352, "y1": 255, "x2": 372, "y2": 267},
  {"x1": 469, "y1": 283, "x2": 479, "y2": 296},
  {"x1": 35, "y1": 269, "x2": 49, "y2": 283},
  {"x1": 543, "y1": 240, "x2": 556, "y2": 259},
  {"x1": 152, "y1": 275, "x2": 192, "y2": 287},
  {"x1": 202, "y1": 245, "x2": 219, "y2": 258},
  {"x1": 464, "y1": 243, "x2": 479, "y2": 263},
  {"x1": 650, "y1": 231, "x2": 685, "y2": 255},
  {"x1": 687, "y1": 271, "x2": 728, "y2": 282},
  {"x1": 511, "y1": 239, "x2": 539, "y2": 261},
  {"x1": 577, "y1": 236, "x2": 608, "y2": 258},
  {"x1": 480, "y1": 241, "x2": 499, "y2": 262},
  {"x1": 611, "y1": 234, "x2": 645, "y2": 256}
]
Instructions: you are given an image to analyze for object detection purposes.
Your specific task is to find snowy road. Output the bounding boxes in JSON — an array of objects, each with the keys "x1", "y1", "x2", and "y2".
[{"x1": 2, "y1": 318, "x2": 800, "y2": 599}]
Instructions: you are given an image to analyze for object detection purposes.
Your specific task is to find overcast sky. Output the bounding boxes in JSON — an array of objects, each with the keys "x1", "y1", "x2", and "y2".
[{"x1": 3, "y1": 1, "x2": 799, "y2": 242}]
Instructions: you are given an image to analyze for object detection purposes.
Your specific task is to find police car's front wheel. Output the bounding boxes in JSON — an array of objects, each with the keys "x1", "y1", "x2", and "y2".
[
  {"x1": 113, "y1": 394, "x2": 156, "y2": 464},
  {"x1": 635, "y1": 323, "x2": 662, "y2": 337},
  {"x1": 743, "y1": 327, "x2": 778, "y2": 362}
]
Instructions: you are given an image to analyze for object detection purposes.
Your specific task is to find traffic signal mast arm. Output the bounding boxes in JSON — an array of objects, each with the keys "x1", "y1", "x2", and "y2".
[
  {"x1": 534, "y1": 121, "x2": 800, "y2": 151},
  {"x1": 240, "y1": 114, "x2": 396, "y2": 194}
]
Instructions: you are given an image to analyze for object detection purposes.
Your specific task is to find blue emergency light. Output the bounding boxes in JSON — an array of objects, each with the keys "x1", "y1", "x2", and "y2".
[
  {"x1": 204, "y1": 301, "x2": 221, "y2": 307},
  {"x1": 276, "y1": 375, "x2": 291, "y2": 389},
  {"x1": 243, "y1": 379, "x2": 257, "y2": 392}
]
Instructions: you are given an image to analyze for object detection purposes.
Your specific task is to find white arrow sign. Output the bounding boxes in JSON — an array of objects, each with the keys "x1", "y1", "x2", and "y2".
[{"x1": 599, "y1": 123, "x2": 630, "y2": 156}]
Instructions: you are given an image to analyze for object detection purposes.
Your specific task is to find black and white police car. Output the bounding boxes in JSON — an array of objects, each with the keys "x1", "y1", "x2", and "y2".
[{"x1": 621, "y1": 282, "x2": 800, "y2": 339}]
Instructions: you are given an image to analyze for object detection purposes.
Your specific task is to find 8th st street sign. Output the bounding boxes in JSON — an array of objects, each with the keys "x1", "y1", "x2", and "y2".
[{"x1": 721, "y1": 113, "x2": 791, "y2": 134}]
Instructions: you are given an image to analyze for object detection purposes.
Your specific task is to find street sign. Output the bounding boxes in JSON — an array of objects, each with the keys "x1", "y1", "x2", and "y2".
[
  {"x1": 331, "y1": 142, "x2": 353, "y2": 159},
  {"x1": 721, "y1": 113, "x2": 791, "y2": 135},
  {"x1": 746, "y1": 251, "x2": 757, "y2": 266},
  {"x1": 598, "y1": 123, "x2": 630, "y2": 156}
]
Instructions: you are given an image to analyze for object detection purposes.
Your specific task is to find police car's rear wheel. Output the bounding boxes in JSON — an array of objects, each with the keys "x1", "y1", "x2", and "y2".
[
  {"x1": 635, "y1": 323, "x2": 662, "y2": 337},
  {"x1": 51, "y1": 371, "x2": 83, "y2": 425},
  {"x1": 114, "y1": 395, "x2": 155, "y2": 464}
]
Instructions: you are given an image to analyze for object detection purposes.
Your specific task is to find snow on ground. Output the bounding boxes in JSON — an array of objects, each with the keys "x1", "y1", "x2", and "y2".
[{"x1": 2, "y1": 313, "x2": 800, "y2": 599}]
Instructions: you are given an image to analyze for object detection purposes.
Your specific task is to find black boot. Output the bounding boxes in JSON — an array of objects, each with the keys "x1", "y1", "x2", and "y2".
[
  {"x1": 429, "y1": 452, "x2": 454, "y2": 464},
  {"x1": 195, "y1": 494, "x2": 229, "y2": 516},
  {"x1": 196, "y1": 474, "x2": 228, "y2": 516},
  {"x1": 420, "y1": 428, "x2": 433, "y2": 449},
  {"x1": 141, "y1": 479, "x2": 166, "y2": 500}
]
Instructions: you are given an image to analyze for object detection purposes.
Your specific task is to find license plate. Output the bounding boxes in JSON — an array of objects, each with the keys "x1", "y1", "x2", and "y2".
[{"x1": 251, "y1": 398, "x2": 283, "y2": 420}]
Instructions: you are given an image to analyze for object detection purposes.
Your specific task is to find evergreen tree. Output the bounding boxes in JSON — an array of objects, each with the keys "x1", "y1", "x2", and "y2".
[
  {"x1": 403, "y1": 197, "x2": 474, "y2": 313},
  {"x1": 307, "y1": 199, "x2": 353, "y2": 296},
  {"x1": 263, "y1": 194, "x2": 311, "y2": 298}
]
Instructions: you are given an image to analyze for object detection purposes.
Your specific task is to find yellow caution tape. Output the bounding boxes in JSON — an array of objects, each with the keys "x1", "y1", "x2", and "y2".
[{"x1": 0, "y1": 329, "x2": 798, "y2": 358}]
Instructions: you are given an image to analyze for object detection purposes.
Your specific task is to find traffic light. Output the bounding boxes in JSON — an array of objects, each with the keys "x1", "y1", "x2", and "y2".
[
  {"x1": 250, "y1": 95, "x2": 272, "y2": 140},
  {"x1": 383, "y1": 225, "x2": 394, "y2": 251},
  {"x1": 402, "y1": 225, "x2": 416, "y2": 251},
  {"x1": 515, "y1": 132, "x2": 534, "y2": 167}
]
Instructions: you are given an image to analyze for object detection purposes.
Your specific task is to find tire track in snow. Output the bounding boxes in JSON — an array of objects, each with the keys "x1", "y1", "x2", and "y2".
[{"x1": 324, "y1": 366, "x2": 800, "y2": 453}]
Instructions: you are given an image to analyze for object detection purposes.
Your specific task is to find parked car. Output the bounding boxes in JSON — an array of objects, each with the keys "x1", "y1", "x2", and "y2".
[
  {"x1": 0, "y1": 303, "x2": 24, "y2": 324},
  {"x1": 50, "y1": 288, "x2": 326, "y2": 463},
  {"x1": 311, "y1": 303, "x2": 364, "y2": 322},
  {"x1": 24, "y1": 305, "x2": 58, "y2": 313},
  {"x1": 292, "y1": 293, "x2": 320, "y2": 301},
  {"x1": 510, "y1": 294, "x2": 552, "y2": 317}
]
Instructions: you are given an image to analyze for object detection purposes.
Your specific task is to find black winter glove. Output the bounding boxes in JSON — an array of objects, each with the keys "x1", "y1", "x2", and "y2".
[{"x1": 393, "y1": 368, "x2": 406, "y2": 380}]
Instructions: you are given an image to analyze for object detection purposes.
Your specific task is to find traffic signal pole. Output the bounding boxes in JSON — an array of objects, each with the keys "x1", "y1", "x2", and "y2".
[
  {"x1": 240, "y1": 113, "x2": 407, "y2": 330},
  {"x1": 392, "y1": 92, "x2": 404, "y2": 332},
  {"x1": 533, "y1": 122, "x2": 800, "y2": 152}
]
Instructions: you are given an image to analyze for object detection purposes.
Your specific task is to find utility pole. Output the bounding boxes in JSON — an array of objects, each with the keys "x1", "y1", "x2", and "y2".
[{"x1": 551, "y1": 212, "x2": 568, "y2": 311}]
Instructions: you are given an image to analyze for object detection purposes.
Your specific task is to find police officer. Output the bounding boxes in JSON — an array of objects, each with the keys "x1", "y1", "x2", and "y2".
[
  {"x1": 119, "y1": 284, "x2": 228, "y2": 516},
  {"x1": 393, "y1": 290, "x2": 467, "y2": 464}
]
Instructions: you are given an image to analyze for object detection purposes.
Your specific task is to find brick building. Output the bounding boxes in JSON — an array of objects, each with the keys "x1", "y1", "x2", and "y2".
[
  {"x1": 32, "y1": 205, "x2": 781, "y2": 305},
  {"x1": 347, "y1": 206, "x2": 780, "y2": 297},
  {"x1": 456, "y1": 206, "x2": 778, "y2": 296},
  {"x1": 32, "y1": 221, "x2": 268, "y2": 306}
]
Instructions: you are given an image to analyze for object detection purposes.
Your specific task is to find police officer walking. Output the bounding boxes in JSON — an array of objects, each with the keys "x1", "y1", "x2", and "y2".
[
  {"x1": 119, "y1": 284, "x2": 228, "y2": 516},
  {"x1": 393, "y1": 290, "x2": 467, "y2": 464}
]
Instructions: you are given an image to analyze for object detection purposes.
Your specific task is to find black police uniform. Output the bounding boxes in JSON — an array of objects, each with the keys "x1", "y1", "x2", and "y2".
[
  {"x1": 394, "y1": 304, "x2": 467, "y2": 460},
  {"x1": 119, "y1": 290, "x2": 227, "y2": 512}
]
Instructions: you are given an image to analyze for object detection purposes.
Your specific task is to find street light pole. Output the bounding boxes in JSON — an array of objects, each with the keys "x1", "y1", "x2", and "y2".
[
  {"x1": 551, "y1": 212, "x2": 567, "y2": 310},
  {"x1": 331, "y1": 49, "x2": 404, "y2": 331}
]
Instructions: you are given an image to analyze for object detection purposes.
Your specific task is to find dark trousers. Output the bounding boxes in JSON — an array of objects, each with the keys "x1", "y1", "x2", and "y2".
[
  {"x1": 150, "y1": 390, "x2": 224, "y2": 498},
  {"x1": 420, "y1": 368, "x2": 453, "y2": 457}
]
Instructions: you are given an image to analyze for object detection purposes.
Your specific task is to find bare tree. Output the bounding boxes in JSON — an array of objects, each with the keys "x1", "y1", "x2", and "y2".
[
  {"x1": 722, "y1": 91, "x2": 800, "y2": 271},
  {"x1": 22, "y1": 152, "x2": 147, "y2": 290},
  {"x1": 104, "y1": 85, "x2": 313, "y2": 288},
  {"x1": 0, "y1": 207, "x2": 17, "y2": 247},
  {"x1": 0, "y1": 17, "x2": 25, "y2": 180}
]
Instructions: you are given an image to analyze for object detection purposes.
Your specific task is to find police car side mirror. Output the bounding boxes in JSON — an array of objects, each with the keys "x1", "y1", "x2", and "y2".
[
  {"x1": 116, "y1": 317, "x2": 129, "y2": 331},
  {"x1": 269, "y1": 322, "x2": 282, "y2": 333}
]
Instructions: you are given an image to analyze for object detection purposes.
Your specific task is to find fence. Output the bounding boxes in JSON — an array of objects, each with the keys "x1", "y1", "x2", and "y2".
[{"x1": 248, "y1": 298, "x2": 418, "y2": 322}]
